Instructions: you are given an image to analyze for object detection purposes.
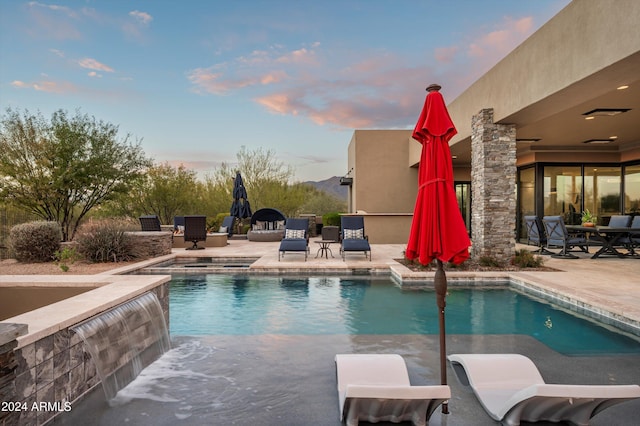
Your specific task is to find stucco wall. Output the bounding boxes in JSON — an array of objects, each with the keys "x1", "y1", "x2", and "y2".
[{"x1": 348, "y1": 130, "x2": 417, "y2": 214}]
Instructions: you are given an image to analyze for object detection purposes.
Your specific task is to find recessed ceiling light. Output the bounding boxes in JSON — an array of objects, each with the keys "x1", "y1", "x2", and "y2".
[
  {"x1": 617, "y1": 85, "x2": 629, "y2": 90},
  {"x1": 582, "y1": 108, "x2": 631, "y2": 117},
  {"x1": 583, "y1": 139, "x2": 616, "y2": 144},
  {"x1": 585, "y1": 116, "x2": 595, "y2": 120},
  {"x1": 610, "y1": 135, "x2": 618, "y2": 140}
]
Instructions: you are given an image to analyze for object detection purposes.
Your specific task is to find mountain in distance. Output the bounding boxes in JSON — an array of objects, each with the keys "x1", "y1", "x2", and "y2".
[{"x1": 303, "y1": 176, "x2": 347, "y2": 200}]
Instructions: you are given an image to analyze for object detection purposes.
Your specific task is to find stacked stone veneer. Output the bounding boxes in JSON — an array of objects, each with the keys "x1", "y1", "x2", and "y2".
[
  {"x1": 471, "y1": 108, "x2": 517, "y2": 262},
  {"x1": 126, "y1": 231, "x2": 172, "y2": 258},
  {"x1": 8, "y1": 283, "x2": 169, "y2": 426}
]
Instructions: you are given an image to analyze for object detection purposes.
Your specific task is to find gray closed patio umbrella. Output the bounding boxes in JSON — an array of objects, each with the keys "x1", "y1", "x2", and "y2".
[{"x1": 230, "y1": 172, "x2": 252, "y2": 232}]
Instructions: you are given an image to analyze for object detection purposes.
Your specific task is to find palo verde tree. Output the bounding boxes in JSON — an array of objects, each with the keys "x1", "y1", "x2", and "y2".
[
  {"x1": 127, "y1": 162, "x2": 201, "y2": 224},
  {"x1": 0, "y1": 108, "x2": 152, "y2": 241}
]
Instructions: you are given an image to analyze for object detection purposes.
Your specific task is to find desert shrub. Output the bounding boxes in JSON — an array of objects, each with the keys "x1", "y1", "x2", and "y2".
[
  {"x1": 9, "y1": 221, "x2": 62, "y2": 262},
  {"x1": 74, "y1": 219, "x2": 137, "y2": 262},
  {"x1": 208, "y1": 213, "x2": 230, "y2": 232},
  {"x1": 54, "y1": 246, "x2": 81, "y2": 272},
  {"x1": 511, "y1": 249, "x2": 545, "y2": 268},
  {"x1": 322, "y1": 212, "x2": 341, "y2": 226},
  {"x1": 478, "y1": 256, "x2": 504, "y2": 268}
]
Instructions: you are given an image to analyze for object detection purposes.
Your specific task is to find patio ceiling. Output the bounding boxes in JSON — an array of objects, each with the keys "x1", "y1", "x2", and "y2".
[{"x1": 450, "y1": 51, "x2": 640, "y2": 166}]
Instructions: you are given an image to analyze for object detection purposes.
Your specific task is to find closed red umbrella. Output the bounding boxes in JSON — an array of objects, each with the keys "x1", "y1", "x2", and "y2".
[{"x1": 406, "y1": 84, "x2": 471, "y2": 414}]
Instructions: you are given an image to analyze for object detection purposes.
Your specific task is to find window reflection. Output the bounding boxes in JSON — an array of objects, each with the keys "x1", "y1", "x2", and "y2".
[{"x1": 543, "y1": 166, "x2": 582, "y2": 225}]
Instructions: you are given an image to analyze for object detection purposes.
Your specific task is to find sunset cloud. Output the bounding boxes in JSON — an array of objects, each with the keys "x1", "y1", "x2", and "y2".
[
  {"x1": 435, "y1": 46, "x2": 459, "y2": 63},
  {"x1": 12, "y1": 79, "x2": 77, "y2": 94},
  {"x1": 186, "y1": 14, "x2": 543, "y2": 131},
  {"x1": 77, "y1": 58, "x2": 114, "y2": 72},
  {"x1": 26, "y1": 1, "x2": 82, "y2": 40},
  {"x1": 467, "y1": 16, "x2": 534, "y2": 58},
  {"x1": 129, "y1": 10, "x2": 153, "y2": 25}
]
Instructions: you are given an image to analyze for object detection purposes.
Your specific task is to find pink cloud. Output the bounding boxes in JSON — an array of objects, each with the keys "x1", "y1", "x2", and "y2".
[
  {"x1": 78, "y1": 58, "x2": 114, "y2": 72},
  {"x1": 188, "y1": 16, "x2": 541, "y2": 131},
  {"x1": 129, "y1": 10, "x2": 153, "y2": 25},
  {"x1": 276, "y1": 48, "x2": 317, "y2": 65},
  {"x1": 467, "y1": 16, "x2": 534, "y2": 58},
  {"x1": 26, "y1": 1, "x2": 82, "y2": 40},
  {"x1": 435, "y1": 46, "x2": 459, "y2": 63},
  {"x1": 12, "y1": 79, "x2": 77, "y2": 94}
]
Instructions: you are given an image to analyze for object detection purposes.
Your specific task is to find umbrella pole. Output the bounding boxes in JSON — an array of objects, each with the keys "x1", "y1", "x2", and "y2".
[{"x1": 434, "y1": 258, "x2": 449, "y2": 414}]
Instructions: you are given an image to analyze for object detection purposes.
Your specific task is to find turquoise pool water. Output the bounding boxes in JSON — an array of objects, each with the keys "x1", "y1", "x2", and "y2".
[{"x1": 169, "y1": 275, "x2": 640, "y2": 356}]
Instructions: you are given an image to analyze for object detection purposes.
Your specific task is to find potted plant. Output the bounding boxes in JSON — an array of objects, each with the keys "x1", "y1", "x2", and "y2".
[{"x1": 581, "y1": 209, "x2": 597, "y2": 227}]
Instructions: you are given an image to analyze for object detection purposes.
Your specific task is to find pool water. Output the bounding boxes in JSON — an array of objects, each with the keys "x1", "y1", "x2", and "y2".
[{"x1": 169, "y1": 275, "x2": 640, "y2": 356}]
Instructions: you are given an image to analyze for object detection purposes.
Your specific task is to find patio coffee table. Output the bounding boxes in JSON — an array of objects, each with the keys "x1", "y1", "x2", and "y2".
[{"x1": 315, "y1": 240, "x2": 335, "y2": 259}]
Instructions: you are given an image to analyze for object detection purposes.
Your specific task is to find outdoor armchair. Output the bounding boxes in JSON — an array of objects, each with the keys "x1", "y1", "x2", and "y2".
[
  {"x1": 139, "y1": 215, "x2": 161, "y2": 231},
  {"x1": 183, "y1": 215, "x2": 207, "y2": 250},
  {"x1": 542, "y1": 215, "x2": 588, "y2": 258},
  {"x1": 524, "y1": 215, "x2": 551, "y2": 255}
]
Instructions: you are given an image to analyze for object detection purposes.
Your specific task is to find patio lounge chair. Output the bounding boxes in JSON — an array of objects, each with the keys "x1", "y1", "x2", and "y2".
[
  {"x1": 448, "y1": 353, "x2": 640, "y2": 426},
  {"x1": 542, "y1": 215, "x2": 588, "y2": 258},
  {"x1": 183, "y1": 215, "x2": 207, "y2": 250},
  {"x1": 139, "y1": 215, "x2": 161, "y2": 231},
  {"x1": 278, "y1": 218, "x2": 309, "y2": 261},
  {"x1": 173, "y1": 216, "x2": 185, "y2": 232},
  {"x1": 335, "y1": 354, "x2": 450, "y2": 426},
  {"x1": 340, "y1": 216, "x2": 371, "y2": 261},
  {"x1": 220, "y1": 215, "x2": 235, "y2": 237},
  {"x1": 523, "y1": 215, "x2": 552, "y2": 255}
]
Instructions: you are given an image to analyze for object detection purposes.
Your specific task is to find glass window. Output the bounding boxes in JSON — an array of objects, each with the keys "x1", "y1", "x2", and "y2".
[
  {"x1": 455, "y1": 183, "x2": 471, "y2": 235},
  {"x1": 518, "y1": 167, "x2": 535, "y2": 239},
  {"x1": 584, "y1": 166, "x2": 621, "y2": 225},
  {"x1": 624, "y1": 164, "x2": 640, "y2": 214},
  {"x1": 543, "y1": 166, "x2": 582, "y2": 225}
]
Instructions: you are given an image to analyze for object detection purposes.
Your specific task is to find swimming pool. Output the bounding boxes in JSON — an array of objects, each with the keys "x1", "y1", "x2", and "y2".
[{"x1": 169, "y1": 274, "x2": 640, "y2": 356}]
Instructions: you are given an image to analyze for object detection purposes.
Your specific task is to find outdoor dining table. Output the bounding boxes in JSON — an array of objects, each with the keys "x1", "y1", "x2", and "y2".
[{"x1": 566, "y1": 225, "x2": 638, "y2": 259}]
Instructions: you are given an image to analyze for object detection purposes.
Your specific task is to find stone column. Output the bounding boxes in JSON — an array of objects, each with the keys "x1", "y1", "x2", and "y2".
[{"x1": 471, "y1": 109, "x2": 517, "y2": 262}]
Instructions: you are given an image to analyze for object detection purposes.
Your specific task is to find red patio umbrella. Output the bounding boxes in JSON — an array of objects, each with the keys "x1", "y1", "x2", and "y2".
[{"x1": 406, "y1": 84, "x2": 471, "y2": 414}]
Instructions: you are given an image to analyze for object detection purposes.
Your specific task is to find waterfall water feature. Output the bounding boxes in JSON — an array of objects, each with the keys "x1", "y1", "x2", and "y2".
[{"x1": 72, "y1": 291, "x2": 170, "y2": 401}]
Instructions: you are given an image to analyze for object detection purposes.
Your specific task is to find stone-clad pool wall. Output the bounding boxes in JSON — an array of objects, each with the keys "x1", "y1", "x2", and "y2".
[{"x1": 0, "y1": 275, "x2": 169, "y2": 426}]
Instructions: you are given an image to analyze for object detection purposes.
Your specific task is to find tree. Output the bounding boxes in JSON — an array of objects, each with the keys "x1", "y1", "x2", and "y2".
[
  {"x1": 0, "y1": 108, "x2": 152, "y2": 241},
  {"x1": 126, "y1": 162, "x2": 201, "y2": 224}
]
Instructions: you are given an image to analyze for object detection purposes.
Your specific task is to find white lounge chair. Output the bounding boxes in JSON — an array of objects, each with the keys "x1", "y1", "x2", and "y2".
[
  {"x1": 335, "y1": 354, "x2": 450, "y2": 426},
  {"x1": 448, "y1": 353, "x2": 640, "y2": 426}
]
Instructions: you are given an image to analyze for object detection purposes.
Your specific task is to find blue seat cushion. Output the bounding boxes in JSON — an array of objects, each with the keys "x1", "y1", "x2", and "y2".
[
  {"x1": 279, "y1": 239, "x2": 307, "y2": 252},
  {"x1": 342, "y1": 238, "x2": 371, "y2": 251}
]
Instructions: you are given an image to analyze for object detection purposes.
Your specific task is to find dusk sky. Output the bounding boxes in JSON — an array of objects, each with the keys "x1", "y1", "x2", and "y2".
[{"x1": 1, "y1": 0, "x2": 570, "y2": 182}]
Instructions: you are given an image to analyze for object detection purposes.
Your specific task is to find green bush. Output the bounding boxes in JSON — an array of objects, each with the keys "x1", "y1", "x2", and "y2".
[
  {"x1": 54, "y1": 246, "x2": 81, "y2": 272},
  {"x1": 74, "y1": 219, "x2": 137, "y2": 262},
  {"x1": 478, "y1": 256, "x2": 503, "y2": 268},
  {"x1": 511, "y1": 249, "x2": 545, "y2": 268},
  {"x1": 9, "y1": 221, "x2": 62, "y2": 262},
  {"x1": 208, "y1": 213, "x2": 230, "y2": 232},
  {"x1": 322, "y1": 212, "x2": 341, "y2": 226}
]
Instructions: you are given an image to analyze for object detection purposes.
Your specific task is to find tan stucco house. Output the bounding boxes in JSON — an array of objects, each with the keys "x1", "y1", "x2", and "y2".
[{"x1": 343, "y1": 0, "x2": 640, "y2": 260}]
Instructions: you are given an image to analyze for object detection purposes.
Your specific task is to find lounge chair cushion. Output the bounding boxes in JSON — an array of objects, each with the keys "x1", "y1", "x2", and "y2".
[
  {"x1": 336, "y1": 354, "x2": 450, "y2": 426},
  {"x1": 448, "y1": 353, "x2": 640, "y2": 426},
  {"x1": 342, "y1": 238, "x2": 370, "y2": 251}
]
